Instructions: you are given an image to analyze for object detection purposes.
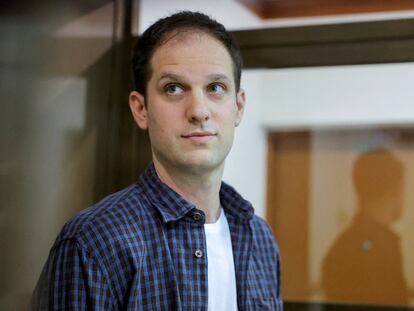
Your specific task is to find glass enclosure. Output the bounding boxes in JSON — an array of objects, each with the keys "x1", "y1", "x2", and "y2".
[{"x1": 267, "y1": 128, "x2": 414, "y2": 309}]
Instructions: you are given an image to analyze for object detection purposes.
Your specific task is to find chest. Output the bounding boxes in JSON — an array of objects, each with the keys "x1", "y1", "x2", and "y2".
[{"x1": 123, "y1": 220, "x2": 279, "y2": 310}]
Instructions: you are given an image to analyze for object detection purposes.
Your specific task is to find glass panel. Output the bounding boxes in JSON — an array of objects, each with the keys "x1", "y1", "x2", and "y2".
[
  {"x1": 0, "y1": 2, "x2": 115, "y2": 309},
  {"x1": 267, "y1": 128, "x2": 414, "y2": 308}
]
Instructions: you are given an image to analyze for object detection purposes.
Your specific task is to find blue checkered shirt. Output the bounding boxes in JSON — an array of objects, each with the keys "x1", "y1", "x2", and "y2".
[{"x1": 32, "y1": 163, "x2": 282, "y2": 310}]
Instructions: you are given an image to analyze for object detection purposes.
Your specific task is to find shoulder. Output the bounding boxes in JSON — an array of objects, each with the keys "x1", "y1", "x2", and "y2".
[
  {"x1": 220, "y1": 181, "x2": 280, "y2": 254},
  {"x1": 250, "y1": 215, "x2": 280, "y2": 253},
  {"x1": 37, "y1": 183, "x2": 154, "y2": 307},
  {"x1": 252, "y1": 214, "x2": 273, "y2": 235},
  {"x1": 220, "y1": 181, "x2": 279, "y2": 250},
  {"x1": 53, "y1": 183, "x2": 149, "y2": 259},
  {"x1": 251, "y1": 215, "x2": 274, "y2": 236}
]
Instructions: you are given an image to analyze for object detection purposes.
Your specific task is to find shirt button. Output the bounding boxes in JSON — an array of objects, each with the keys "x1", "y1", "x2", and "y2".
[
  {"x1": 193, "y1": 211, "x2": 202, "y2": 221},
  {"x1": 194, "y1": 250, "x2": 203, "y2": 258}
]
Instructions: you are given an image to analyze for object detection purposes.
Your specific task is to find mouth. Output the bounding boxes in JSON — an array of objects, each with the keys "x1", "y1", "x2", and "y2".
[{"x1": 181, "y1": 131, "x2": 217, "y2": 143}]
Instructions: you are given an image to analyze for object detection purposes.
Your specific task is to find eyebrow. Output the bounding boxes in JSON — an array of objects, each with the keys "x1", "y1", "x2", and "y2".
[
  {"x1": 158, "y1": 73, "x2": 231, "y2": 83},
  {"x1": 207, "y1": 73, "x2": 231, "y2": 82},
  {"x1": 158, "y1": 73, "x2": 182, "y2": 82}
]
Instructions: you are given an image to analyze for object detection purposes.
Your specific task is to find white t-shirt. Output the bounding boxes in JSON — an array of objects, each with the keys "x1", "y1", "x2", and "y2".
[{"x1": 204, "y1": 209, "x2": 238, "y2": 311}]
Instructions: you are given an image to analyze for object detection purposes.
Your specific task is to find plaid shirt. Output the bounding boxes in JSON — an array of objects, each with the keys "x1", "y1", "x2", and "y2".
[{"x1": 32, "y1": 163, "x2": 282, "y2": 310}]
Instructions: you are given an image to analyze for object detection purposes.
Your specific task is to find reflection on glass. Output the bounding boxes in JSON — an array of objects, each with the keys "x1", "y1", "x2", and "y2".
[
  {"x1": 322, "y1": 150, "x2": 408, "y2": 306},
  {"x1": 267, "y1": 129, "x2": 414, "y2": 308}
]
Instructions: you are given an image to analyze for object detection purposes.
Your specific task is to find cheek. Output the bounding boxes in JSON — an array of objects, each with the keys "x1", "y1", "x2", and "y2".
[
  {"x1": 218, "y1": 116, "x2": 236, "y2": 141},
  {"x1": 147, "y1": 108, "x2": 180, "y2": 138},
  {"x1": 217, "y1": 104, "x2": 238, "y2": 127}
]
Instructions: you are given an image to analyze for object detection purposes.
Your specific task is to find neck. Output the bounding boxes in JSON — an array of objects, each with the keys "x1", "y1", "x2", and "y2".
[{"x1": 153, "y1": 158, "x2": 223, "y2": 223}]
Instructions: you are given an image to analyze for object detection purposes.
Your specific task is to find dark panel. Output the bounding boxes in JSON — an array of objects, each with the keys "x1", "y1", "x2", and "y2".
[
  {"x1": 232, "y1": 19, "x2": 414, "y2": 68},
  {"x1": 93, "y1": 37, "x2": 152, "y2": 201}
]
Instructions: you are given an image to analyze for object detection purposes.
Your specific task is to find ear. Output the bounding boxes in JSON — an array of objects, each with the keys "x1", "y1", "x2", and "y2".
[
  {"x1": 234, "y1": 88, "x2": 246, "y2": 127},
  {"x1": 129, "y1": 91, "x2": 148, "y2": 130}
]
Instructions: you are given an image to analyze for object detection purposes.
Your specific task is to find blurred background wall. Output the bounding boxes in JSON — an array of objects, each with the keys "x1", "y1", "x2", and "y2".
[
  {"x1": 0, "y1": 1, "x2": 151, "y2": 308},
  {"x1": 1, "y1": 0, "x2": 414, "y2": 309}
]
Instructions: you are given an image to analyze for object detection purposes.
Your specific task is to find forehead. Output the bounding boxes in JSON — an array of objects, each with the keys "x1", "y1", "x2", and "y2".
[{"x1": 149, "y1": 30, "x2": 234, "y2": 79}]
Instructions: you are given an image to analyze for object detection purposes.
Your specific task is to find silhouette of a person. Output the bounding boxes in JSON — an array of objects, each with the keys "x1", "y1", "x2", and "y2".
[{"x1": 322, "y1": 149, "x2": 409, "y2": 306}]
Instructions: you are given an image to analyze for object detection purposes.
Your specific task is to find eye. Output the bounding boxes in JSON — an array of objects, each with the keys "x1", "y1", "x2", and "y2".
[
  {"x1": 164, "y1": 84, "x2": 184, "y2": 95},
  {"x1": 207, "y1": 83, "x2": 226, "y2": 94}
]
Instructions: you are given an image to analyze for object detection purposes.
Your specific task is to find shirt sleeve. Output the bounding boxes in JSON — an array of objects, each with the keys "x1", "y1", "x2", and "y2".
[{"x1": 31, "y1": 238, "x2": 114, "y2": 310}]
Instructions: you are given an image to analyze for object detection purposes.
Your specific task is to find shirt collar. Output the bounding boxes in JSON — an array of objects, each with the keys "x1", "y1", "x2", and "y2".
[
  {"x1": 137, "y1": 162, "x2": 255, "y2": 223},
  {"x1": 219, "y1": 182, "x2": 255, "y2": 223}
]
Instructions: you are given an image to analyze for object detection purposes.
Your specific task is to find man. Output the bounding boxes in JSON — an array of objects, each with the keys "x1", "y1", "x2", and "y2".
[{"x1": 32, "y1": 11, "x2": 282, "y2": 310}]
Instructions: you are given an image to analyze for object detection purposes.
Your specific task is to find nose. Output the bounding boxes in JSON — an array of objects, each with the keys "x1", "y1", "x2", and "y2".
[{"x1": 186, "y1": 90, "x2": 211, "y2": 123}]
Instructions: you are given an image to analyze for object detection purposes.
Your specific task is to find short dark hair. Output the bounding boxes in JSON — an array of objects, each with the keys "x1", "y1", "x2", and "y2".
[{"x1": 132, "y1": 11, "x2": 243, "y2": 97}]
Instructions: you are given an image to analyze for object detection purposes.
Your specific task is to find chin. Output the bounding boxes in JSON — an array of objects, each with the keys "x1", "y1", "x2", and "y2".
[
  {"x1": 179, "y1": 155, "x2": 224, "y2": 173},
  {"x1": 185, "y1": 158, "x2": 221, "y2": 170},
  {"x1": 156, "y1": 146, "x2": 229, "y2": 173}
]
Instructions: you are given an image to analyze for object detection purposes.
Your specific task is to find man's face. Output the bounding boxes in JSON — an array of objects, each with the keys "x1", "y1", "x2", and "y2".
[{"x1": 130, "y1": 31, "x2": 245, "y2": 174}]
